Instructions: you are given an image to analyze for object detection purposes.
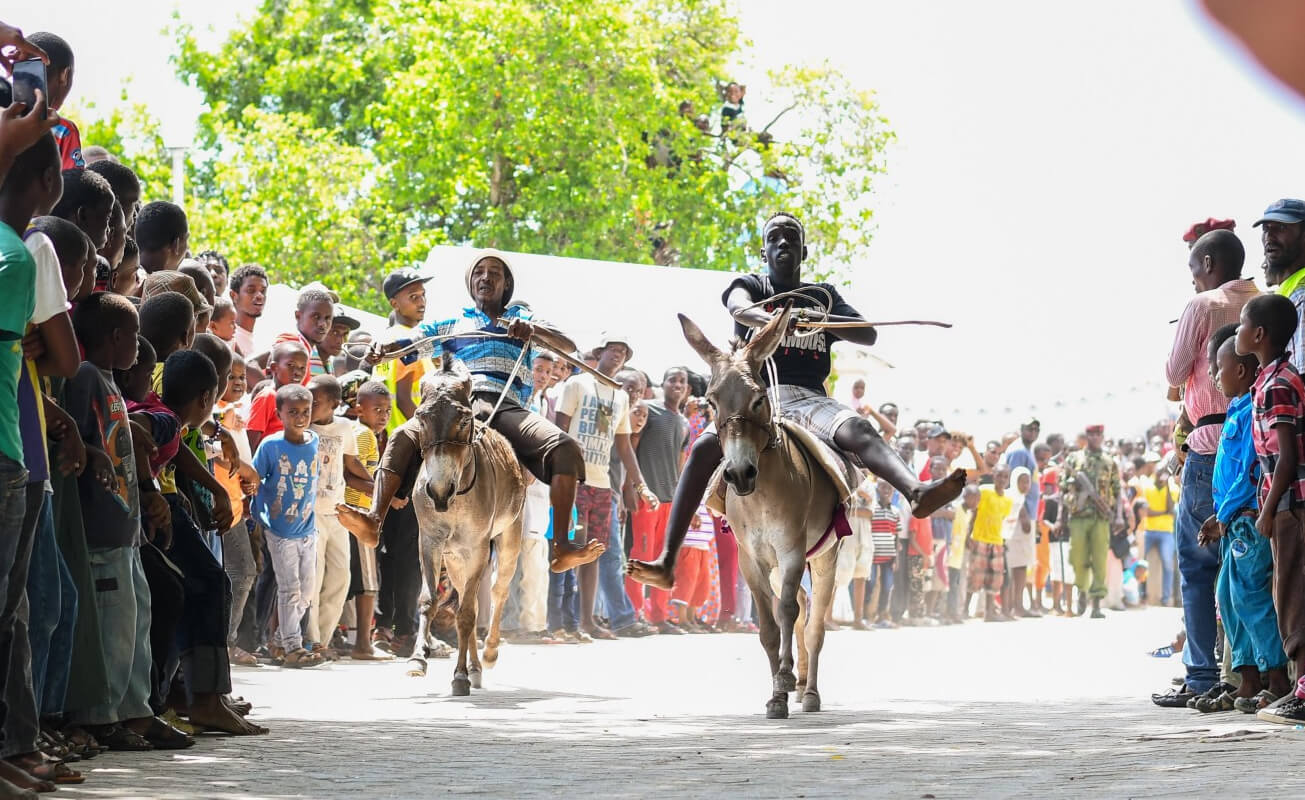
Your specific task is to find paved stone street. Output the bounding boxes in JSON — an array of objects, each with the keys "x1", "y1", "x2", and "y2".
[{"x1": 61, "y1": 607, "x2": 1305, "y2": 799}]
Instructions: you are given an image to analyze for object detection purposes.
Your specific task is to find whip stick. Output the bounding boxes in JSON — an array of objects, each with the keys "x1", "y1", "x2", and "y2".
[{"x1": 796, "y1": 319, "x2": 954, "y2": 329}]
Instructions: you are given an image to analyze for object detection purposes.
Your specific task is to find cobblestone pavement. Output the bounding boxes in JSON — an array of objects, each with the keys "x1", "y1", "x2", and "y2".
[{"x1": 61, "y1": 607, "x2": 1305, "y2": 799}]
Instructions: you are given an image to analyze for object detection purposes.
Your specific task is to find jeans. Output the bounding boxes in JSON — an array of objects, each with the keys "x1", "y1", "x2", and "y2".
[
  {"x1": 26, "y1": 493, "x2": 77, "y2": 715},
  {"x1": 0, "y1": 458, "x2": 35, "y2": 758},
  {"x1": 547, "y1": 569, "x2": 579, "y2": 632},
  {"x1": 597, "y1": 494, "x2": 636, "y2": 631},
  {"x1": 72, "y1": 547, "x2": 152, "y2": 726},
  {"x1": 946, "y1": 566, "x2": 963, "y2": 617},
  {"x1": 1144, "y1": 530, "x2": 1177, "y2": 605},
  {"x1": 1218, "y1": 516, "x2": 1285, "y2": 673},
  {"x1": 223, "y1": 520, "x2": 257, "y2": 647},
  {"x1": 265, "y1": 533, "x2": 318, "y2": 652},
  {"x1": 1175, "y1": 451, "x2": 1220, "y2": 692},
  {"x1": 869, "y1": 562, "x2": 894, "y2": 614}
]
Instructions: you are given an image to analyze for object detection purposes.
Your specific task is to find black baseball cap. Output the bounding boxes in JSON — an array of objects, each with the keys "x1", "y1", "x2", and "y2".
[{"x1": 383, "y1": 268, "x2": 430, "y2": 300}]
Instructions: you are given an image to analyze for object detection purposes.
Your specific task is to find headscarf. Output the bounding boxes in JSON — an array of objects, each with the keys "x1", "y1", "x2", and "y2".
[
  {"x1": 1001, "y1": 466, "x2": 1033, "y2": 538},
  {"x1": 464, "y1": 248, "x2": 515, "y2": 307}
]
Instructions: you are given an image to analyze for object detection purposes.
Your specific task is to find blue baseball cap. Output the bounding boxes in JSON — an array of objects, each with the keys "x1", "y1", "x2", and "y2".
[{"x1": 1253, "y1": 198, "x2": 1305, "y2": 227}]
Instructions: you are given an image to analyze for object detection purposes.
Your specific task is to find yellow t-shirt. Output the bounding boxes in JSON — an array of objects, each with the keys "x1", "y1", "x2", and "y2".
[
  {"x1": 1143, "y1": 479, "x2": 1179, "y2": 532},
  {"x1": 375, "y1": 323, "x2": 431, "y2": 434},
  {"x1": 150, "y1": 362, "x2": 181, "y2": 495},
  {"x1": 344, "y1": 421, "x2": 378, "y2": 508},
  {"x1": 971, "y1": 486, "x2": 1013, "y2": 546}
]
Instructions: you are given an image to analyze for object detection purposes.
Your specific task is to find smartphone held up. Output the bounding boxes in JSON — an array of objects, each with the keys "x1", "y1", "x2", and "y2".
[{"x1": 8, "y1": 58, "x2": 46, "y2": 118}]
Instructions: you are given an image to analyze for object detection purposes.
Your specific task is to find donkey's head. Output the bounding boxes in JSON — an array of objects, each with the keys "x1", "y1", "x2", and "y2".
[
  {"x1": 679, "y1": 304, "x2": 792, "y2": 496},
  {"x1": 414, "y1": 352, "x2": 477, "y2": 512}
]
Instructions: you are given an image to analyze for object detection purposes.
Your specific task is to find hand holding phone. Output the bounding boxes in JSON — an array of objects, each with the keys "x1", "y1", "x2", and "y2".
[{"x1": 11, "y1": 59, "x2": 46, "y2": 119}]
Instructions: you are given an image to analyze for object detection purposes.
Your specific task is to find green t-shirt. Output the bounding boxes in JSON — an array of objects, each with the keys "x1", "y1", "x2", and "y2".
[{"x1": 0, "y1": 222, "x2": 36, "y2": 467}]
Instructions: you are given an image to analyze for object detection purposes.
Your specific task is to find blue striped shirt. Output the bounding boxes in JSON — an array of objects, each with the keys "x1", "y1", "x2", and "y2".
[{"x1": 418, "y1": 305, "x2": 536, "y2": 405}]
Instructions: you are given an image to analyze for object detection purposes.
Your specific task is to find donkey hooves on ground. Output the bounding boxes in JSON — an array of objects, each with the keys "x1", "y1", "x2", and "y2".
[
  {"x1": 469, "y1": 668, "x2": 483, "y2": 689},
  {"x1": 406, "y1": 659, "x2": 427, "y2": 678},
  {"x1": 802, "y1": 692, "x2": 821, "y2": 712},
  {"x1": 774, "y1": 671, "x2": 797, "y2": 693},
  {"x1": 766, "y1": 695, "x2": 789, "y2": 719},
  {"x1": 451, "y1": 676, "x2": 472, "y2": 696}
]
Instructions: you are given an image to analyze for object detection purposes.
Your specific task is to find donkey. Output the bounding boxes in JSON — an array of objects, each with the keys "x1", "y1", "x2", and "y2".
[
  {"x1": 406, "y1": 354, "x2": 527, "y2": 696},
  {"x1": 680, "y1": 306, "x2": 846, "y2": 719}
]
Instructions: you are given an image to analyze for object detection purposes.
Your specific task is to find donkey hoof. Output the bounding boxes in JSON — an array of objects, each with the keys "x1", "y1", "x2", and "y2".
[
  {"x1": 774, "y1": 670, "x2": 797, "y2": 693},
  {"x1": 766, "y1": 695, "x2": 789, "y2": 719},
  {"x1": 469, "y1": 669, "x2": 483, "y2": 689},
  {"x1": 451, "y1": 675, "x2": 472, "y2": 696},
  {"x1": 405, "y1": 658, "x2": 427, "y2": 678},
  {"x1": 482, "y1": 646, "x2": 499, "y2": 667},
  {"x1": 802, "y1": 691, "x2": 821, "y2": 713}
]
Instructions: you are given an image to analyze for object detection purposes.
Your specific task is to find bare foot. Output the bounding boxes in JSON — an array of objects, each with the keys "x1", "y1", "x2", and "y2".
[
  {"x1": 625, "y1": 558, "x2": 675, "y2": 590},
  {"x1": 910, "y1": 469, "x2": 967, "y2": 519},
  {"x1": 336, "y1": 503, "x2": 380, "y2": 547},
  {"x1": 187, "y1": 693, "x2": 269, "y2": 735},
  {"x1": 551, "y1": 540, "x2": 605, "y2": 572},
  {"x1": 0, "y1": 774, "x2": 36, "y2": 800},
  {"x1": 0, "y1": 761, "x2": 51, "y2": 795}
]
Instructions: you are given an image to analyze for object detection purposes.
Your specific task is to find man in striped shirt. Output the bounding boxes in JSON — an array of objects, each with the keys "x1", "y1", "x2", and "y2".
[
  {"x1": 347, "y1": 250, "x2": 598, "y2": 573},
  {"x1": 1157, "y1": 228, "x2": 1258, "y2": 707}
]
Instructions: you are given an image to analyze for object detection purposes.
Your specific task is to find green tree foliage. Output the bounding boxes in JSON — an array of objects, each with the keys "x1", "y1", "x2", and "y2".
[
  {"x1": 72, "y1": 96, "x2": 172, "y2": 202},
  {"x1": 174, "y1": 0, "x2": 893, "y2": 312}
]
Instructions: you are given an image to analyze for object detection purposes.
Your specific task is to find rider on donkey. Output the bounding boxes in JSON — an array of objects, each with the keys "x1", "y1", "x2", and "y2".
[
  {"x1": 628, "y1": 212, "x2": 966, "y2": 589},
  {"x1": 339, "y1": 250, "x2": 604, "y2": 573}
]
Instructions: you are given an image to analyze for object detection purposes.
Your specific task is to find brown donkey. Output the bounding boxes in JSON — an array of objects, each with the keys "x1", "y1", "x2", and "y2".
[
  {"x1": 406, "y1": 354, "x2": 526, "y2": 696},
  {"x1": 680, "y1": 306, "x2": 845, "y2": 719}
]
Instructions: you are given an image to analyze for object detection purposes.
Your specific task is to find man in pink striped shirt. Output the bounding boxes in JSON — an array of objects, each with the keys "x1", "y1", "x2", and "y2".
[{"x1": 1155, "y1": 229, "x2": 1259, "y2": 707}]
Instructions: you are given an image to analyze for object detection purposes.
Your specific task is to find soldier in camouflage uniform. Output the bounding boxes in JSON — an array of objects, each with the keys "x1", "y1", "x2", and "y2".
[{"x1": 1059, "y1": 424, "x2": 1120, "y2": 619}]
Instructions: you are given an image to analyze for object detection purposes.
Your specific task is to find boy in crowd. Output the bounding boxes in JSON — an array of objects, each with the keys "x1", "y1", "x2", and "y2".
[
  {"x1": 134, "y1": 201, "x2": 189, "y2": 275},
  {"x1": 27, "y1": 32, "x2": 82, "y2": 169},
  {"x1": 271, "y1": 287, "x2": 334, "y2": 381},
  {"x1": 86, "y1": 159, "x2": 141, "y2": 232},
  {"x1": 209, "y1": 296, "x2": 238, "y2": 343},
  {"x1": 246, "y1": 340, "x2": 309, "y2": 452},
  {"x1": 214, "y1": 355, "x2": 260, "y2": 667},
  {"x1": 946, "y1": 485, "x2": 981, "y2": 623},
  {"x1": 112, "y1": 237, "x2": 140, "y2": 297},
  {"x1": 252, "y1": 384, "x2": 323, "y2": 668},
  {"x1": 968, "y1": 464, "x2": 1013, "y2": 623},
  {"x1": 306, "y1": 375, "x2": 369, "y2": 656},
  {"x1": 1235, "y1": 294, "x2": 1305, "y2": 724},
  {"x1": 1197, "y1": 324, "x2": 1288, "y2": 713},
  {"x1": 869, "y1": 480, "x2": 902, "y2": 627},
  {"x1": 375, "y1": 267, "x2": 432, "y2": 431},
  {"x1": 227, "y1": 264, "x2": 268, "y2": 356},
  {"x1": 50, "y1": 168, "x2": 113, "y2": 252},
  {"x1": 67, "y1": 293, "x2": 193, "y2": 749},
  {"x1": 341, "y1": 380, "x2": 389, "y2": 659}
]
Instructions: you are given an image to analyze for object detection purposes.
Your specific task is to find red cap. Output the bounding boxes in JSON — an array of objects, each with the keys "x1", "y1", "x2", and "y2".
[
  {"x1": 1182, "y1": 217, "x2": 1236, "y2": 243},
  {"x1": 1086, "y1": 424, "x2": 1105, "y2": 434}
]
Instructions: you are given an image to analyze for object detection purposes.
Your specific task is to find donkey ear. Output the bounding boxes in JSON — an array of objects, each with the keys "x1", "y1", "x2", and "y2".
[
  {"x1": 441, "y1": 351, "x2": 455, "y2": 372},
  {"x1": 679, "y1": 313, "x2": 724, "y2": 366},
  {"x1": 746, "y1": 301, "x2": 793, "y2": 367}
]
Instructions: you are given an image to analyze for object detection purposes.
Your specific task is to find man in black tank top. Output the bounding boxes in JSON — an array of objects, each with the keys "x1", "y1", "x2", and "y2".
[{"x1": 627, "y1": 212, "x2": 965, "y2": 591}]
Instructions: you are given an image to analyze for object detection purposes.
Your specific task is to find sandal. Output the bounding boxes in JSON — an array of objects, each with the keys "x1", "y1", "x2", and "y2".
[
  {"x1": 10, "y1": 753, "x2": 84, "y2": 785},
  {"x1": 583, "y1": 626, "x2": 618, "y2": 641},
  {"x1": 1194, "y1": 690, "x2": 1237, "y2": 713},
  {"x1": 92, "y1": 724, "x2": 155, "y2": 752},
  {"x1": 1235, "y1": 689, "x2": 1281, "y2": 714},
  {"x1": 139, "y1": 717, "x2": 196, "y2": 750},
  {"x1": 228, "y1": 645, "x2": 259, "y2": 667},
  {"x1": 61, "y1": 726, "x2": 103, "y2": 759},
  {"x1": 281, "y1": 647, "x2": 325, "y2": 669}
]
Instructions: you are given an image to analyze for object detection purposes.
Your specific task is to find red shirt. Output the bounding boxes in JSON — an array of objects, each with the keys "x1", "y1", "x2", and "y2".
[
  {"x1": 53, "y1": 117, "x2": 84, "y2": 170},
  {"x1": 1251, "y1": 354, "x2": 1305, "y2": 512},
  {"x1": 246, "y1": 386, "x2": 283, "y2": 438},
  {"x1": 272, "y1": 331, "x2": 316, "y2": 385}
]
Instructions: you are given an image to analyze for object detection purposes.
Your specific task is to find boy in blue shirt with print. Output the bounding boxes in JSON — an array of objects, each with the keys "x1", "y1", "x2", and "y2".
[
  {"x1": 1198, "y1": 324, "x2": 1289, "y2": 713},
  {"x1": 252, "y1": 384, "x2": 322, "y2": 668}
]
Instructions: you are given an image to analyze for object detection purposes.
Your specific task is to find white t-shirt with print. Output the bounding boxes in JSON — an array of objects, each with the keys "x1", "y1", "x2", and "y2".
[
  {"x1": 558, "y1": 373, "x2": 630, "y2": 489},
  {"x1": 311, "y1": 416, "x2": 358, "y2": 516}
]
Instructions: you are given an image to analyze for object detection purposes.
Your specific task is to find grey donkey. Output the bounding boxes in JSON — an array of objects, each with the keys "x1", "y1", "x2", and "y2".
[{"x1": 406, "y1": 353, "x2": 526, "y2": 697}]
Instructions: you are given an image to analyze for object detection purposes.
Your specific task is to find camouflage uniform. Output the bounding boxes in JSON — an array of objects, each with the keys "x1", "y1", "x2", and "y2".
[{"x1": 1059, "y1": 448, "x2": 1120, "y2": 600}]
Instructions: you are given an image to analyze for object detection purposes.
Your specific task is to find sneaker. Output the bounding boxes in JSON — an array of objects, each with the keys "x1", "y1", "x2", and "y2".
[
  {"x1": 1186, "y1": 682, "x2": 1234, "y2": 710},
  {"x1": 1257, "y1": 695, "x2": 1305, "y2": 725}
]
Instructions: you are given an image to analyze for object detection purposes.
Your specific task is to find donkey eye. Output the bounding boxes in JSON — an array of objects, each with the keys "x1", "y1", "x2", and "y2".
[{"x1": 751, "y1": 396, "x2": 766, "y2": 411}]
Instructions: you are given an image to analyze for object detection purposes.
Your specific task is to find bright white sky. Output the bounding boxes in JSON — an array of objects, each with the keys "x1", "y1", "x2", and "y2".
[{"x1": 14, "y1": 0, "x2": 1305, "y2": 439}]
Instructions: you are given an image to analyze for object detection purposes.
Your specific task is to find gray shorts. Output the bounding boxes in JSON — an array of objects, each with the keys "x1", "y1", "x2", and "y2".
[{"x1": 773, "y1": 385, "x2": 859, "y2": 444}]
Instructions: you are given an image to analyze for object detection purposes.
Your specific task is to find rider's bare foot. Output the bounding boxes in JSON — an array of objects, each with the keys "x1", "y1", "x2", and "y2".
[
  {"x1": 626, "y1": 558, "x2": 675, "y2": 590},
  {"x1": 910, "y1": 469, "x2": 967, "y2": 519},
  {"x1": 187, "y1": 692, "x2": 268, "y2": 735},
  {"x1": 336, "y1": 504, "x2": 380, "y2": 547},
  {"x1": 551, "y1": 541, "x2": 605, "y2": 573}
]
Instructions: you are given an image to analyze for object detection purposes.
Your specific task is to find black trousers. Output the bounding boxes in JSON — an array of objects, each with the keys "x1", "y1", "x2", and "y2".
[
  {"x1": 377, "y1": 501, "x2": 421, "y2": 637},
  {"x1": 162, "y1": 495, "x2": 231, "y2": 698},
  {"x1": 139, "y1": 542, "x2": 183, "y2": 713}
]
